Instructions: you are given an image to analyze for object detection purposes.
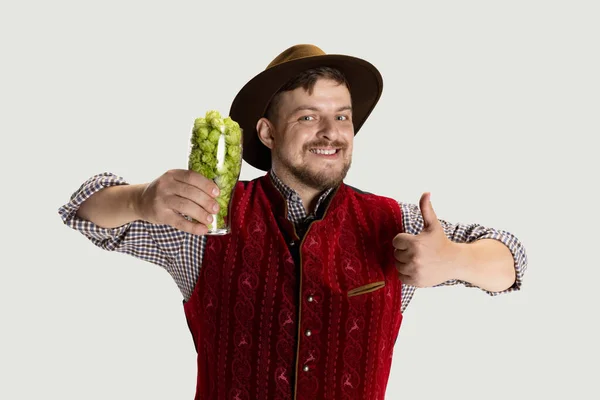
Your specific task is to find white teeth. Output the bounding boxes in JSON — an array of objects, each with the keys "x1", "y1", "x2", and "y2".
[{"x1": 310, "y1": 149, "x2": 336, "y2": 155}]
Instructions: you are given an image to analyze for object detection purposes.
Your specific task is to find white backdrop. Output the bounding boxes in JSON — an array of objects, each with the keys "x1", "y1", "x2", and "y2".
[{"x1": 2, "y1": 0, "x2": 599, "y2": 398}]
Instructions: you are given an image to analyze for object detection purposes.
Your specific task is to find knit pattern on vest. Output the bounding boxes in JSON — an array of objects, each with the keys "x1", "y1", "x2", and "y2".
[{"x1": 184, "y1": 175, "x2": 405, "y2": 400}]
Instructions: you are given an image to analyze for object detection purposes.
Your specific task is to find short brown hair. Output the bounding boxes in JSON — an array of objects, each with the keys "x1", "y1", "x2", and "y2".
[{"x1": 264, "y1": 66, "x2": 350, "y2": 122}]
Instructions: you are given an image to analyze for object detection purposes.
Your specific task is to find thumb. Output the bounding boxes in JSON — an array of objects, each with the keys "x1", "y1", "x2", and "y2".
[{"x1": 419, "y1": 192, "x2": 440, "y2": 232}]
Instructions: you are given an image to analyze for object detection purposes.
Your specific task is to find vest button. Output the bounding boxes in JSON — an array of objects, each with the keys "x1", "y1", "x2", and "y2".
[
  {"x1": 307, "y1": 295, "x2": 314, "y2": 303},
  {"x1": 305, "y1": 329, "x2": 312, "y2": 337},
  {"x1": 303, "y1": 365, "x2": 309, "y2": 372}
]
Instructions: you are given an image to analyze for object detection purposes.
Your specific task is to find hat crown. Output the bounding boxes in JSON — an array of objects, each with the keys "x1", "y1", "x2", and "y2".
[{"x1": 266, "y1": 44, "x2": 326, "y2": 70}]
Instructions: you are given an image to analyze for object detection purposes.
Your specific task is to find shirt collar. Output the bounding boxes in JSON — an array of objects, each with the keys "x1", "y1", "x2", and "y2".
[{"x1": 268, "y1": 170, "x2": 335, "y2": 213}]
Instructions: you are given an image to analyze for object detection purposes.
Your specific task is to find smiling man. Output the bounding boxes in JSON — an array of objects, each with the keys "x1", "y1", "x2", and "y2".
[
  {"x1": 258, "y1": 73, "x2": 354, "y2": 207},
  {"x1": 58, "y1": 44, "x2": 528, "y2": 400}
]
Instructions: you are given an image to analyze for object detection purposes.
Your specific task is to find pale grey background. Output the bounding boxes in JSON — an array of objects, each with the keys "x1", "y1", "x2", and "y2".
[{"x1": 2, "y1": 0, "x2": 599, "y2": 398}]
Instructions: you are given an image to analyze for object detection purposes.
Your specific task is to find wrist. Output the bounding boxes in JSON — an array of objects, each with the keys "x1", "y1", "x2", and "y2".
[
  {"x1": 128, "y1": 183, "x2": 148, "y2": 221},
  {"x1": 451, "y1": 242, "x2": 474, "y2": 282}
]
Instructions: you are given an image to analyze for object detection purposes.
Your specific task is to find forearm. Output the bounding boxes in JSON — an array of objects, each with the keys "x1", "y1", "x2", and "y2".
[
  {"x1": 454, "y1": 239, "x2": 516, "y2": 292},
  {"x1": 76, "y1": 183, "x2": 147, "y2": 229}
]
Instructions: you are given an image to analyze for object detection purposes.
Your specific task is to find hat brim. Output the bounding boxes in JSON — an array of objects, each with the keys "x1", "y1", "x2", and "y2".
[{"x1": 229, "y1": 54, "x2": 383, "y2": 171}]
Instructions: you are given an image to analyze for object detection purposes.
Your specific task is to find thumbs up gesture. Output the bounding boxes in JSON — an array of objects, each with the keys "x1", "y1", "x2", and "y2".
[{"x1": 393, "y1": 193, "x2": 460, "y2": 287}]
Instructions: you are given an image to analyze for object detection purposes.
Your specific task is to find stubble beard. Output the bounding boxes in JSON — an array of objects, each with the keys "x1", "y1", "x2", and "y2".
[{"x1": 273, "y1": 146, "x2": 352, "y2": 191}]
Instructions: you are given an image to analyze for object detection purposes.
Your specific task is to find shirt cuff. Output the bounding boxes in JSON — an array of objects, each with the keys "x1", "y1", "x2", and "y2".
[
  {"x1": 473, "y1": 230, "x2": 528, "y2": 296},
  {"x1": 58, "y1": 172, "x2": 131, "y2": 241}
]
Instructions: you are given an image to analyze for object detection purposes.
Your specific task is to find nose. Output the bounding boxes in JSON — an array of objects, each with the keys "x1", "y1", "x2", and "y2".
[{"x1": 316, "y1": 117, "x2": 340, "y2": 141}]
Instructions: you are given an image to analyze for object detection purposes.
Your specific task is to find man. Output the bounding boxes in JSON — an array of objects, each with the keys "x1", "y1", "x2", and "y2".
[{"x1": 58, "y1": 44, "x2": 527, "y2": 399}]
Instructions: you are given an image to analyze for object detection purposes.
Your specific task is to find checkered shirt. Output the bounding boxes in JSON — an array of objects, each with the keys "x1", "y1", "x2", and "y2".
[
  {"x1": 267, "y1": 170, "x2": 334, "y2": 238},
  {"x1": 58, "y1": 172, "x2": 528, "y2": 313}
]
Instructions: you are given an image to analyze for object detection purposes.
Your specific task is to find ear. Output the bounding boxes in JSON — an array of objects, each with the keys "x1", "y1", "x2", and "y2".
[{"x1": 256, "y1": 117, "x2": 276, "y2": 150}]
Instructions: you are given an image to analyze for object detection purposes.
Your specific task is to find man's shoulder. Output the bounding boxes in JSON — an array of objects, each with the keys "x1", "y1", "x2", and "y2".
[
  {"x1": 343, "y1": 183, "x2": 394, "y2": 201},
  {"x1": 343, "y1": 183, "x2": 402, "y2": 207},
  {"x1": 344, "y1": 183, "x2": 372, "y2": 195},
  {"x1": 340, "y1": 183, "x2": 404, "y2": 231}
]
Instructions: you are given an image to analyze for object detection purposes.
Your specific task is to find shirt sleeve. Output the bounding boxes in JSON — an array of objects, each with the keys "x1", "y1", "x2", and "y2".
[
  {"x1": 57, "y1": 172, "x2": 186, "y2": 270},
  {"x1": 398, "y1": 202, "x2": 528, "y2": 313}
]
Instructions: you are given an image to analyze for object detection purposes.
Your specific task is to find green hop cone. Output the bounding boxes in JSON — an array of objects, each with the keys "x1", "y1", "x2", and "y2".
[
  {"x1": 227, "y1": 145, "x2": 241, "y2": 160},
  {"x1": 197, "y1": 126, "x2": 210, "y2": 141},
  {"x1": 201, "y1": 152, "x2": 216, "y2": 165},
  {"x1": 205, "y1": 110, "x2": 221, "y2": 122},
  {"x1": 199, "y1": 140, "x2": 215, "y2": 153},
  {"x1": 193, "y1": 117, "x2": 208, "y2": 132},
  {"x1": 208, "y1": 129, "x2": 221, "y2": 143},
  {"x1": 205, "y1": 110, "x2": 225, "y2": 133}
]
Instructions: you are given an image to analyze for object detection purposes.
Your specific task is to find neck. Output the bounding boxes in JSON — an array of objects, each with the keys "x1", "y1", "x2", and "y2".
[{"x1": 271, "y1": 167, "x2": 323, "y2": 214}]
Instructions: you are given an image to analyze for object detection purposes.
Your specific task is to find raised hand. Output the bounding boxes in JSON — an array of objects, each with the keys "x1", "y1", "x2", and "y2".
[
  {"x1": 392, "y1": 192, "x2": 459, "y2": 287},
  {"x1": 136, "y1": 169, "x2": 221, "y2": 236}
]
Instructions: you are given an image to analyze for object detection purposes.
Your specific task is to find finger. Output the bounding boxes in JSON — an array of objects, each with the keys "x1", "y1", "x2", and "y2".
[
  {"x1": 393, "y1": 248, "x2": 411, "y2": 264},
  {"x1": 173, "y1": 169, "x2": 220, "y2": 198},
  {"x1": 419, "y1": 192, "x2": 440, "y2": 232},
  {"x1": 397, "y1": 270, "x2": 413, "y2": 285},
  {"x1": 392, "y1": 233, "x2": 415, "y2": 250},
  {"x1": 394, "y1": 258, "x2": 414, "y2": 276},
  {"x1": 166, "y1": 195, "x2": 215, "y2": 227},
  {"x1": 172, "y1": 180, "x2": 220, "y2": 215},
  {"x1": 165, "y1": 210, "x2": 209, "y2": 236},
  {"x1": 396, "y1": 266, "x2": 419, "y2": 286}
]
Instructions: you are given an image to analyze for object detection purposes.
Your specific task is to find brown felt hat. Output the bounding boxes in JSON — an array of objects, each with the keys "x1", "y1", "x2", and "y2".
[{"x1": 229, "y1": 44, "x2": 383, "y2": 171}]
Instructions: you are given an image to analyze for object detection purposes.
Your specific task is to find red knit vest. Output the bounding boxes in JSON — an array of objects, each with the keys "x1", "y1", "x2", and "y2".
[{"x1": 183, "y1": 174, "x2": 405, "y2": 399}]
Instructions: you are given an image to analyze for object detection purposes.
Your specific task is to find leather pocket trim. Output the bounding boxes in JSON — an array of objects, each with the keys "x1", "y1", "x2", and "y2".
[{"x1": 347, "y1": 281, "x2": 386, "y2": 297}]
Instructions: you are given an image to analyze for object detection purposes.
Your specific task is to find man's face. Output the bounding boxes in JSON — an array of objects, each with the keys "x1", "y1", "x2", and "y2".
[{"x1": 268, "y1": 78, "x2": 354, "y2": 191}]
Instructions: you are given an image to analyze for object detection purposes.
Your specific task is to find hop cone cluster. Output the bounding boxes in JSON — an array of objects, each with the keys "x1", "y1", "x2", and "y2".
[{"x1": 188, "y1": 110, "x2": 242, "y2": 230}]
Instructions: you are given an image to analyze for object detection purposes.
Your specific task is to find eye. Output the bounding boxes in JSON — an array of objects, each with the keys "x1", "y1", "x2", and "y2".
[
  {"x1": 336, "y1": 115, "x2": 349, "y2": 121},
  {"x1": 299, "y1": 115, "x2": 315, "y2": 121}
]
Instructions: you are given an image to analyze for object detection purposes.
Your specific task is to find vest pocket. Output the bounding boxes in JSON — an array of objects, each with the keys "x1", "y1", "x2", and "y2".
[{"x1": 347, "y1": 280, "x2": 386, "y2": 297}]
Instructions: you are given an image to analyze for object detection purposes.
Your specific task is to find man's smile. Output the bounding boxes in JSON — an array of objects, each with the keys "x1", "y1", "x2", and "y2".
[{"x1": 308, "y1": 147, "x2": 341, "y2": 159}]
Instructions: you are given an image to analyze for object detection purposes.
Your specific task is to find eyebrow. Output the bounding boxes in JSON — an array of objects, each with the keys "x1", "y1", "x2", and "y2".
[{"x1": 289, "y1": 105, "x2": 353, "y2": 115}]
